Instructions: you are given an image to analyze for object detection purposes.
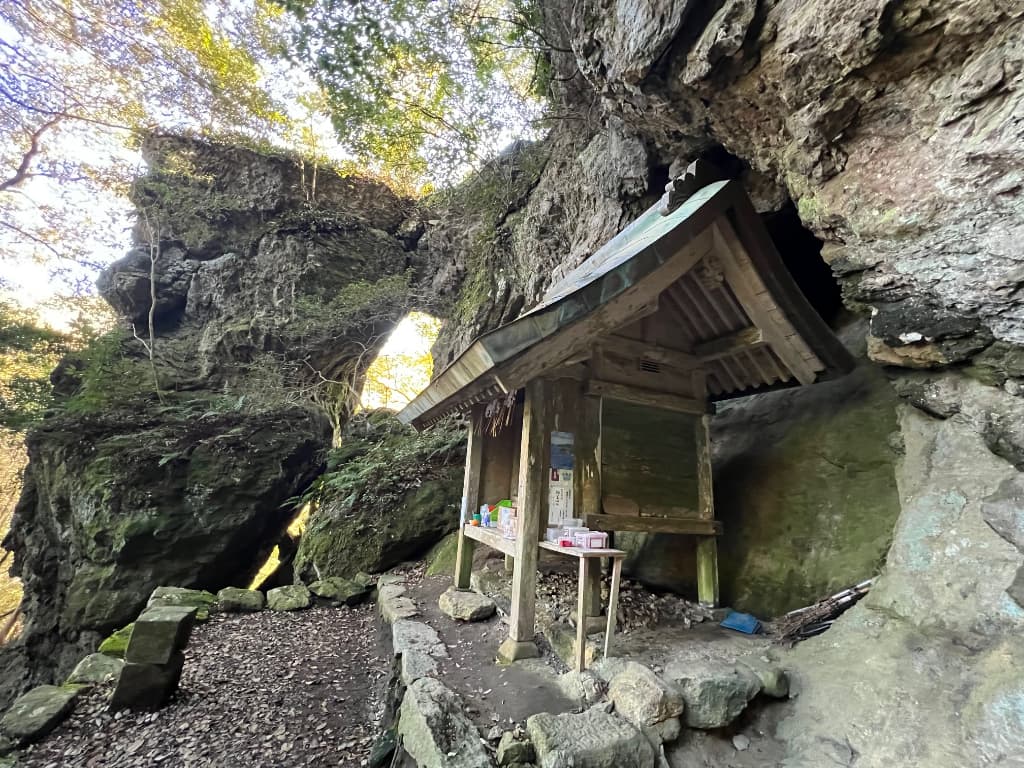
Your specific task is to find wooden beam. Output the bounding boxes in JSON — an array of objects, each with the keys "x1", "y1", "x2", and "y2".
[
  {"x1": 696, "y1": 537, "x2": 720, "y2": 607},
  {"x1": 696, "y1": 414, "x2": 714, "y2": 521},
  {"x1": 712, "y1": 222, "x2": 818, "y2": 385},
  {"x1": 600, "y1": 335, "x2": 700, "y2": 371},
  {"x1": 585, "y1": 514, "x2": 722, "y2": 536},
  {"x1": 585, "y1": 380, "x2": 708, "y2": 415},
  {"x1": 694, "y1": 326, "x2": 765, "y2": 361},
  {"x1": 498, "y1": 378, "x2": 548, "y2": 663},
  {"x1": 579, "y1": 394, "x2": 603, "y2": 619},
  {"x1": 454, "y1": 407, "x2": 484, "y2": 589}
]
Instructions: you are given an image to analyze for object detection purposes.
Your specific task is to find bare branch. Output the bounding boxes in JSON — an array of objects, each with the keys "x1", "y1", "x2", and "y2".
[{"x1": 0, "y1": 116, "x2": 61, "y2": 193}]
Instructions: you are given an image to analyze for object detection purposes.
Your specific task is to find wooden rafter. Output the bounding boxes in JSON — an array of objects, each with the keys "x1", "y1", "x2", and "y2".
[
  {"x1": 712, "y1": 222, "x2": 819, "y2": 385},
  {"x1": 694, "y1": 326, "x2": 765, "y2": 360}
]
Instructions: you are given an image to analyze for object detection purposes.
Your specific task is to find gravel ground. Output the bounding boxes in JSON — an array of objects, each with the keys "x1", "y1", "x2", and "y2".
[{"x1": 19, "y1": 605, "x2": 390, "y2": 768}]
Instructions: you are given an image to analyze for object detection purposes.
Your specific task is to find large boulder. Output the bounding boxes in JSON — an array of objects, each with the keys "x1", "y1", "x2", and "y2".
[
  {"x1": 2, "y1": 133, "x2": 421, "y2": 703},
  {"x1": 5, "y1": 403, "x2": 330, "y2": 700},
  {"x1": 526, "y1": 707, "x2": 656, "y2": 768},
  {"x1": 294, "y1": 411, "x2": 465, "y2": 581}
]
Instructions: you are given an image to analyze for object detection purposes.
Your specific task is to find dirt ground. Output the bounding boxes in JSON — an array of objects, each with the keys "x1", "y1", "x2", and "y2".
[
  {"x1": 411, "y1": 568, "x2": 578, "y2": 731},
  {"x1": 18, "y1": 605, "x2": 390, "y2": 768},
  {"x1": 404, "y1": 550, "x2": 795, "y2": 767}
]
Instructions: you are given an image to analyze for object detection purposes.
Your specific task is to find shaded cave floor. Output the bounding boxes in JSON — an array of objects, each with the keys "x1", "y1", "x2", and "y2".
[{"x1": 18, "y1": 606, "x2": 390, "y2": 768}]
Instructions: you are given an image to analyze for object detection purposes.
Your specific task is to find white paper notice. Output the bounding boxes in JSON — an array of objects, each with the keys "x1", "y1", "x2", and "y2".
[{"x1": 548, "y1": 468, "x2": 574, "y2": 525}]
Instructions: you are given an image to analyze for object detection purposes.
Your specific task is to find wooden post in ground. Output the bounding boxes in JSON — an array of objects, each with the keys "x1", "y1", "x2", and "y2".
[
  {"x1": 694, "y1": 410, "x2": 720, "y2": 606},
  {"x1": 498, "y1": 378, "x2": 549, "y2": 663},
  {"x1": 579, "y1": 392, "x2": 603, "y2": 620},
  {"x1": 454, "y1": 406, "x2": 484, "y2": 590}
]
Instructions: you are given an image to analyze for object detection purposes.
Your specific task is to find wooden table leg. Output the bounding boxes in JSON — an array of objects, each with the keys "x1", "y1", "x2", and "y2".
[
  {"x1": 604, "y1": 557, "x2": 622, "y2": 660},
  {"x1": 575, "y1": 557, "x2": 588, "y2": 672}
]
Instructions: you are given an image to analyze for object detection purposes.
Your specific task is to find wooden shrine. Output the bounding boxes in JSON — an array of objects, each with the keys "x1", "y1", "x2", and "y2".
[{"x1": 398, "y1": 164, "x2": 854, "y2": 662}]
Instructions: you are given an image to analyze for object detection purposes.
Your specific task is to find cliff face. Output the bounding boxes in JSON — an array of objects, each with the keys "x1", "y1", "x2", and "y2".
[
  {"x1": 2, "y1": 136, "x2": 426, "y2": 700},
  {"x1": 424, "y1": 2, "x2": 1024, "y2": 764},
  {"x1": 3, "y1": 3, "x2": 1023, "y2": 758}
]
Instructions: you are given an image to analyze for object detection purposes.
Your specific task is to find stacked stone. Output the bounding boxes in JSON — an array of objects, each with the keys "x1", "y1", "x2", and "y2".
[{"x1": 109, "y1": 604, "x2": 197, "y2": 711}]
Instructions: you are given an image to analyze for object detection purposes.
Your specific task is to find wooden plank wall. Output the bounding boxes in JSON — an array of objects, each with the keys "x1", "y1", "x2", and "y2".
[
  {"x1": 479, "y1": 402, "x2": 523, "y2": 505},
  {"x1": 601, "y1": 399, "x2": 700, "y2": 516}
]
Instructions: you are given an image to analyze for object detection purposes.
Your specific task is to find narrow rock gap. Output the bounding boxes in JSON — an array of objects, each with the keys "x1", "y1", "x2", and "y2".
[{"x1": 762, "y1": 202, "x2": 844, "y2": 327}]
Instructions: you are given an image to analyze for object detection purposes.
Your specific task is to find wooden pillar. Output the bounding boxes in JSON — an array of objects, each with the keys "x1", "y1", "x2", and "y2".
[
  {"x1": 498, "y1": 378, "x2": 549, "y2": 663},
  {"x1": 697, "y1": 537, "x2": 719, "y2": 607},
  {"x1": 454, "y1": 406, "x2": 484, "y2": 590},
  {"x1": 695, "y1": 410, "x2": 719, "y2": 606},
  {"x1": 579, "y1": 393, "x2": 603, "y2": 619}
]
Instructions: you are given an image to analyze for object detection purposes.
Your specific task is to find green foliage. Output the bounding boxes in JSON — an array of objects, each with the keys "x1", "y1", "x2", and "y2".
[
  {"x1": 0, "y1": 301, "x2": 68, "y2": 431},
  {"x1": 276, "y1": 0, "x2": 547, "y2": 182},
  {"x1": 303, "y1": 410, "x2": 465, "y2": 512},
  {"x1": 61, "y1": 330, "x2": 148, "y2": 416}
]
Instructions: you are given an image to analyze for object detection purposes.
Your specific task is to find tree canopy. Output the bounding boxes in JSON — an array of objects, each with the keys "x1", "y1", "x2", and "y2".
[{"x1": 277, "y1": 0, "x2": 548, "y2": 181}]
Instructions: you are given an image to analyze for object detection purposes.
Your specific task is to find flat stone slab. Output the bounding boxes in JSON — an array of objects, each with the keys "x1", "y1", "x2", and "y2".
[
  {"x1": 527, "y1": 707, "x2": 655, "y2": 768},
  {"x1": 1, "y1": 685, "x2": 82, "y2": 745},
  {"x1": 66, "y1": 653, "x2": 124, "y2": 686},
  {"x1": 439, "y1": 587, "x2": 496, "y2": 622},
  {"x1": 378, "y1": 584, "x2": 419, "y2": 624},
  {"x1": 216, "y1": 587, "x2": 265, "y2": 612},
  {"x1": 125, "y1": 605, "x2": 197, "y2": 665},
  {"x1": 392, "y1": 620, "x2": 448, "y2": 685},
  {"x1": 664, "y1": 658, "x2": 761, "y2": 729},
  {"x1": 147, "y1": 587, "x2": 217, "y2": 621},
  {"x1": 398, "y1": 678, "x2": 494, "y2": 768},
  {"x1": 266, "y1": 584, "x2": 312, "y2": 611}
]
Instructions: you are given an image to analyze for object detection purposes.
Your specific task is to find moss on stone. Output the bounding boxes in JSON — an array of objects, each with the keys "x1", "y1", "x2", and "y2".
[
  {"x1": 425, "y1": 533, "x2": 460, "y2": 577},
  {"x1": 98, "y1": 624, "x2": 134, "y2": 658},
  {"x1": 294, "y1": 412, "x2": 465, "y2": 580}
]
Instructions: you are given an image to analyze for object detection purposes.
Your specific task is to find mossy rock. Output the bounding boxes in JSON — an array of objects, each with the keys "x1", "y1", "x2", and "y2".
[
  {"x1": 266, "y1": 585, "x2": 311, "y2": 611},
  {"x1": 66, "y1": 653, "x2": 125, "y2": 686},
  {"x1": 216, "y1": 587, "x2": 265, "y2": 613},
  {"x1": 308, "y1": 577, "x2": 370, "y2": 606},
  {"x1": 0, "y1": 685, "x2": 82, "y2": 746},
  {"x1": 147, "y1": 587, "x2": 217, "y2": 621},
  {"x1": 294, "y1": 412, "x2": 465, "y2": 581},
  {"x1": 98, "y1": 624, "x2": 134, "y2": 658},
  {"x1": 425, "y1": 533, "x2": 459, "y2": 577}
]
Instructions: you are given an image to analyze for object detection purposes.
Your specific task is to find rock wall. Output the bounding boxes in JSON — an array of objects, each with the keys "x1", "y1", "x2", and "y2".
[
  {"x1": 2, "y1": 136, "x2": 425, "y2": 702},
  {"x1": 423, "y1": 3, "x2": 1024, "y2": 763},
  {"x1": 293, "y1": 411, "x2": 465, "y2": 582}
]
